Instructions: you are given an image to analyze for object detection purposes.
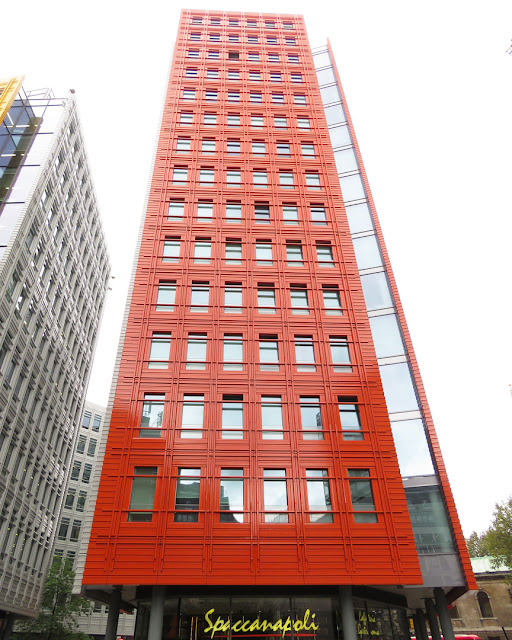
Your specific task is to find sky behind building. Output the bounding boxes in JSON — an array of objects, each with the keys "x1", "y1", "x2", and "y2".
[{"x1": 3, "y1": 0, "x2": 512, "y2": 538}]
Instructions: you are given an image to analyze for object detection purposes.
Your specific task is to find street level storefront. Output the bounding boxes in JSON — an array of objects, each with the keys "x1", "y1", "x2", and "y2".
[{"x1": 130, "y1": 590, "x2": 410, "y2": 640}]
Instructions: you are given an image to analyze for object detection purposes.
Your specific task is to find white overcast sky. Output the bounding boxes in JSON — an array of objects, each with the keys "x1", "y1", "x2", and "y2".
[{"x1": 3, "y1": 0, "x2": 512, "y2": 537}]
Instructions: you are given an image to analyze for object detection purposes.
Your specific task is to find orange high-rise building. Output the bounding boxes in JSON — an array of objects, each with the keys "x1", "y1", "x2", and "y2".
[{"x1": 78, "y1": 11, "x2": 475, "y2": 640}]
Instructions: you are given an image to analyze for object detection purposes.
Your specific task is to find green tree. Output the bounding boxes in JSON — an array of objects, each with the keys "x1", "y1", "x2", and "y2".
[
  {"x1": 17, "y1": 557, "x2": 92, "y2": 640},
  {"x1": 486, "y1": 496, "x2": 512, "y2": 571},
  {"x1": 465, "y1": 530, "x2": 490, "y2": 557}
]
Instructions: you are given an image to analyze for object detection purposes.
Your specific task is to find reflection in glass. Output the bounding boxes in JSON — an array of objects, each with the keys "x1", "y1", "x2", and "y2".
[
  {"x1": 316, "y1": 67, "x2": 336, "y2": 85},
  {"x1": 379, "y1": 363, "x2": 419, "y2": 413},
  {"x1": 320, "y1": 85, "x2": 341, "y2": 104},
  {"x1": 361, "y1": 272, "x2": 393, "y2": 310},
  {"x1": 369, "y1": 314, "x2": 404, "y2": 358},
  {"x1": 353, "y1": 235, "x2": 383, "y2": 270},
  {"x1": 324, "y1": 103, "x2": 346, "y2": 126},
  {"x1": 391, "y1": 419, "x2": 434, "y2": 477},
  {"x1": 345, "y1": 202, "x2": 374, "y2": 234},
  {"x1": 405, "y1": 485, "x2": 455, "y2": 553},
  {"x1": 220, "y1": 469, "x2": 244, "y2": 522},
  {"x1": 334, "y1": 148, "x2": 358, "y2": 174},
  {"x1": 340, "y1": 174, "x2": 365, "y2": 201}
]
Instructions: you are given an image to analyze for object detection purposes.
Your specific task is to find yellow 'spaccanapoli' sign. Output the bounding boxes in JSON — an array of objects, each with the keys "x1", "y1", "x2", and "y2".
[{"x1": 204, "y1": 608, "x2": 319, "y2": 639}]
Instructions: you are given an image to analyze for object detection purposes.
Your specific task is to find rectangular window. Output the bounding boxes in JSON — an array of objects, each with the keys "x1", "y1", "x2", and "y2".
[
  {"x1": 203, "y1": 112, "x2": 217, "y2": 126},
  {"x1": 140, "y1": 393, "x2": 165, "y2": 438},
  {"x1": 182, "y1": 89, "x2": 195, "y2": 101},
  {"x1": 268, "y1": 53, "x2": 279, "y2": 62},
  {"x1": 176, "y1": 138, "x2": 191, "y2": 153},
  {"x1": 156, "y1": 282, "x2": 176, "y2": 311},
  {"x1": 300, "y1": 397, "x2": 323, "y2": 440},
  {"x1": 199, "y1": 168, "x2": 214, "y2": 185},
  {"x1": 190, "y1": 283, "x2": 209, "y2": 312},
  {"x1": 148, "y1": 333, "x2": 171, "y2": 369},
  {"x1": 301, "y1": 143, "x2": 315, "y2": 157},
  {"x1": 201, "y1": 139, "x2": 216, "y2": 154},
  {"x1": 306, "y1": 470, "x2": 333, "y2": 523},
  {"x1": 186, "y1": 334, "x2": 207, "y2": 370},
  {"x1": 255, "y1": 203, "x2": 270, "y2": 223},
  {"x1": 194, "y1": 239, "x2": 212, "y2": 263},
  {"x1": 77, "y1": 491, "x2": 87, "y2": 512},
  {"x1": 252, "y1": 141, "x2": 266, "y2": 155},
  {"x1": 87, "y1": 438, "x2": 97, "y2": 456},
  {"x1": 226, "y1": 169, "x2": 241, "y2": 187},
  {"x1": 227, "y1": 139, "x2": 241, "y2": 154},
  {"x1": 82, "y1": 463, "x2": 92, "y2": 483},
  {"x1": 172, "y1": 167, "x2": 188, "y2": 183},
  {"x1": 288, "y1": 54, "x2": 299, "y2": 63},
  {"x1": 228, "y1": 51, "x2": 239, "y2": 60},
  {"x1": 208, "y1": 50, "x2": 219, "y2": 59},
  {"x1": 168, "y1": 200, "x2": 185, "y2": 221},
  {"x1": 220, "y1": 469, "x2": 244, "y2": 522},
  {"x1": 267, "y1": 36, "x2": 277, "y2": 45},
  {"x1": 249, "y1": 71, "x2": 261, "y2": 81},
  {"x1": 226, "y1": 201, "x2": 242, "y2": 222},
  {"x1": 265, "y1": 20, "x2": 275, "y2": 28},
  {"x1": 250, "y1": 92, "x2": 262, "y2": 104},
  {"x1": 330, "y1": 337, "x2": 352, "y2": 372},
  {"x1": 70, "y1": 520, "x2": 82, "y2": 542},
  {"x1": 229, "y1": 34, "x2": 239, "y2": 42},
  {"x1": 228, "y1": 91, "x2": 240, "y2": 102},
  {"x1": 174, "y1": 468, "x2": 201, "y2": 522},
  {"x1": 248, "y1": 35, "x2": 258, "y2": 44},
  {"x1": 257, "y1": 285, "x2": 276, "y2": 313},
  {"x1": 306, "y1": 172, "x2": 321, "y2": 189},
  {"x1": 256, "y1": 241, "x2": 273, "y2": 265},
  {"x1": 339, "y1": 398, "x2": 363, "y2": 440},
  {"x1": 279, "y1": 172, "x2": 295, "y2": 188},
  {"x1": 191, "y1": 16, "x2": 202, "y2": 24},
  {"x1": 163, "y1": 238, "x2": 180, "y2": 262},
  {"x1": 264, "y1": 469, "x2": 288, "y2": 523},
  {"x1": 82, "y1": 412, "x2": 91, "y2": 428},
  {"x1": 290, "y1": 286, "x2": 309, "y2": 314},
  {"x1": 270, "y1": 72, "x2": 282, "y2": 82},
  {"x1": 261, "y1": 396, "x2": 283, "y2": 439},
  {"x1": 291, "y1": 73, "x2": 302, "y2": 83},
  {"x1": 311, "y1": 205, "x2": 327, "y2": 225},
  {"x1": 294, "y1": 94, "x2": 306, "y2": 105},
  {"x1": 295, "y1": 336, "x2": 316, "y2": 371},
  {"x1": 282, "y1": 203, "x2": 298, "y2": 224},
  {"x1": 348, "y1": 470, "x2": 377, "y2": 523},
  {"x1": 197, "y1": 201, "x2": 213, "y2": 221},
  {"x1": 223, "y1": 334, "x2": 243, "y2": 371},
  {"x1": 190, "y1": 32, "x2": 201, "y2": 41},
  {"x1": 227, "y1": 113, "x2": 241, "y2": 127},
  {"x1": 283, "y1": 22, "x2": 294, "y2": 29},
  {"x1": 219, "y1": 238, "x2": 239, "y2": 265},
  {"x1": 206, "y1": 68, "x2": 219, "y2": 79},
  {"x1": 58, "y1": 517, "x2": 70, "y2": 540},
  {"x1": 297, "y1": 117, "x2": 311, "y2": 130},
  {"x1": 222, "y1": 395, "x2": 243, "y2": 439},
  {"x1": 286, "y1": 241, "x2": 303, "y2": 266},
  {"x1": 286, "y1": 37, "x2": 296, "y2": 46},
  {"x1": 224, "y1": 283, "x2": 243, "y2": 313},
  {"x1": 210, "y1": 33, "x2": 220, "y2": 41},
  {"x1": 274, "y1": 116, "x2": 287, "y2": 129},
  {"x1": 248, "y1": 52, "x2": 259, "y2": 61},
  {"x1": 272, "y1": 93, "x2": 284, "y2": 104},
  {"x1": 316, "y1": 242, "x2": 334, "y2": 266},
  {"x1": 276, "y1": 142, "x2": 290, "y2": 156},
  {"x1": 185, "y1": 68, "x2": 198, "y2": 77},
  {"x1": 181, "y1": 395, "x2": 204, "y2": 439},
  {"x1": 322, "y1": 286, "x2": 343, "y2": 315},
  {"x1": 259, "y1": 335, "x2": 279, "y2": 371},
  {"x1": 251, "y1": 115, "x2": 264, "y2": 128},
  {"x1": 92, "y1": 415, "x2": 101, "y2": 432},
  {"x1": 71, "y1": 461, "x2": 81, "y2": 481},
  {"x1": 76, "y1": 434, "x2": 86, "y2": 454},
  {"x1": 64, "y1": 488, "x2": 76, "y2": 509},
  {"x1": 253, "y1": 170, "x2": 268, "y2": 187}
]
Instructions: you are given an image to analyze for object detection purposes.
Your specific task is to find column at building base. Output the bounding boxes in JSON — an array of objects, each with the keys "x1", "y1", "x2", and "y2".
[
  {"x1": 413, "y1": 608, "x2": 429, "y2": 640},
  {"x1": 148, "y1": 585, "x2": 166, "y2": 640},
  {"x1": 434, "y1": 588, "x2": 456, "y2": 640},
  {"x1": 104, "y1": 587, "x2": 122, "y2": 640},
  {"x1": 339, "y1": 586, "x2": 358, "y2": 640}
]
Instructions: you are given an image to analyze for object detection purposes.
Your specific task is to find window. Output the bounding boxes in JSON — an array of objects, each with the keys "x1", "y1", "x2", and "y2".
[
  {"x1": 222, "y1": 395, "x2": 243, "y2": 439},
  {"x1": 270, "y1": 73, "x2": 282, "y2": 83},
  {"x1": 277, "y1": 142, "x2": 290, "y2": 156},
  {"x1": 248, "y1": 35, "x2": 258, "y2": 44},
  {"x1": 82, "y1": 463, "x2": 92, "y2": 483},
  {"x1": 267, "y1": 36, "x2": 277, "y2": 45},
  {"x1": 282, "y1": 204, "x2": 298, "y2": 224},
  {"x1": 208, "y1": 50, "x2": 220, "y2": 59},
  {"x1": 190, "y1": 283, "x2": 209, "y2": 312},
  {"x1": 348, "y1": 470, "x2": 377, "y2": 522},
  {"x1": 228, "y1": 91, "x2": 240, "y2": 102},
  {"x1": 225, "y1": 240, "x2": 242, "y2": 264},
  {"x1": 265, "y1": 20, "x2": 275, "y2": 28},
  {"x1": 249, "y1": 71, "x2": 261, "y2": 81},
  {"x1": 71, "y1": 461, "x2": 81, "y2": 481},
  {"x1": 301, "y1": 143, "x2": 315, "y2": 157},
  {"x1": 257, "y1": 284, "x2": 276, "y2": 313},
  {"x1": 227, "y1": 139, "x2": 241, "y2": 154},
  {"x1": 338, "y1": 398, "x2": 363, "y2": 440},
  {"x1": 274, "y1": 116, "x2": 287, "y2": 129},
  {"x1": 306, "y1": 470, "x2": 333, "y2": 523},
  {"x1": 256, "y1": 241, "x2": 273, "y2": 265},
  {"x1": 191, "y1": 16, "x2": 202, "y2": 24},
  {"x1": 194, "y1": 239, "x2": 212, "y2": 263},
  {"x1": 477, "y1": 592, "x2": 494, "y2": 619},
  {"x1": 316, "y1": 242, "x2": 334, "y2": 266},
  {"x1": 185, "y1": 67, "x2": 198, "y2": 77},
  {"x1": 199, "y1": 168, "x2": 214, "y2": 185},
  {"x1": 201, "y1": 139, "x2": 216, "y2": 154},
  {"x1": 205, "y1": 90, "x2": 218, "y2": 102},
  {"x1": 259, "y1": 336, "x2": 279, "y2": 371},
  {"x1": 283, "y1": 22, "x2": 294, "y2": 29},
  {"x1": 197, "y1": 201, "x2": 213, "y2": 221},
  {"x1": 77, "y1": 491, "x2": 87, "y2": 512},
  {"x1": 227, "y1": 113, "x2": 241, "y2": 127},
  {"x1": 272, "y1": 93, "x2": 284, "y2": 104},
  {"x1": 77, "y1": 434, "x2": 86, "y2": 454},
  {"x1": 190, "y1": 32, "x2": 201, "y2": 41},
  {"x1": 251, "y1": 115, "x2": 264, "y2": 128},
  {"x1": 250, "y1": 92, "x2": 262, "y2": 103},
  {"x1": 323, "y1": 286, "x2": 343, "y2": 315},
  {"x1": 220, "y1": 470, "x2": 244, "y2": 522},
  {"x1": 252, "y1": 141, "x2": 266, "y2": 155},
  {"x1": 140, "y1": 394, "x2": 165, "y2": 437},
  {"x1": 264, "y1": 470, "x2": 288, "y2": 523},
  {"x1": 210, "y1": 17, "x2": 221, "y2": 25},
  {"x1": 203, "y1": 112, "x2": 217, "y2": 126},
  {"x1": 174, "y1": 468, "x2": 201, "y2": 521},
  {"x1": 297, "y1": 117, "x2": 311, "y2": 130},
  {"x1": 294, "y1": 94, "x2": 306, "y2": 105},
  {"x1": 285, "y1": 37, "x2": 296, "y2": 46},
  {"x1": 172, "y1": 167, "x2": 188, "y2": 183},
  {"x1": 181, "y1": 396, "x2": 204, "y2": 438},
  {"x1": 306, "y1": 172, "x2": 321, "y2": 189},
  {"x1": 261, "y1": 396, "x2": 283, "y2": 439},
  {"x1": 186, "y1": 334, "x2": 207, "y2": 370},
  {"x1": 300, "y1": 397, "x2": 323, "y2": 440},
  {"x1": 223, "y1": 334, "x2": 243, "y2": 370},
  {"x1": 148, "y1": 333, "x2": 171, "y2": 368},
  {"x1": 224, "y1": 283, "x2": 243, "y2": 313},
  {"x1": 253, "y1": 170, "x2": 268, "y2": 187},
  {"x1": 163, "y1": 238, "x2": 180, "y2": 262},
  {"x1": 248, "y1": 52, "x2": 259, "y2": 61},
  {"x1": 288, "y1": 54, "x2": 299, "y2": 64},
  {"x1": 92, "y1": 415, "x2": 101, "y2": 432},
  {"x1": 176, "y1": 138, "x2": 191, "y2": 153},
  {"x1": 295, "y1": 336, "x2": 316, "y2": 371},
  {"x1": 290, "y1": 285, "x2": 309, "y2": 314},
  {"x1": 82, "y1": 412, "x2": 91, "y2": 428},
  {"x1": 228, "y1": 69, "x2": 240, "y2": 81},
  {"x1": 228, "y1": 51, "x2": 239, "y2": 60},
  {"x1": 226, "y1": 169, "x2": 241, "y2": 187},
  {"x1": 182, "y1": 89, "x2": 195, "y2": 101},
  {"x1": 206, "y1": 68, "x2": 219, "y2": 79},
  {"x1": 268, "y1": 53, "x2": 279, "y2": 62},
  {"x1": 291, "y1": 73, "x2": 302, "y2": 83},
  {"x1": 286, "y1": 241, "x2": 303, "y2": 266},
  {"x1": 168, "y1": 200, "x2": 185, "y2": 221},
  {"x1": 226, "y1": 201, "x2": 242, "y2": 222},
  {"x1": 229, "y1": 18, "x2": 238, "y2": 26},
  {"x1": 229, "y1": 34, "x2": 239, "y2": 42},
  {"x1": 87, "y1": 438, "x2": 97, "y2": 456},
  {"x1": 210, "y1": 33, "x2": 220, "y2": 41},
  {"x1": 255, "y1": 203, "x2": 270, "y2": 223},
  {"x1": 64, "y1": 488, "x2": 75, "y2": 509},
  {"x1": 311, "y1": 205, "x2": 327, "y2": 225},
  {"x1": 279, "y1": 171, "x2": 295, "y2": 188}
]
